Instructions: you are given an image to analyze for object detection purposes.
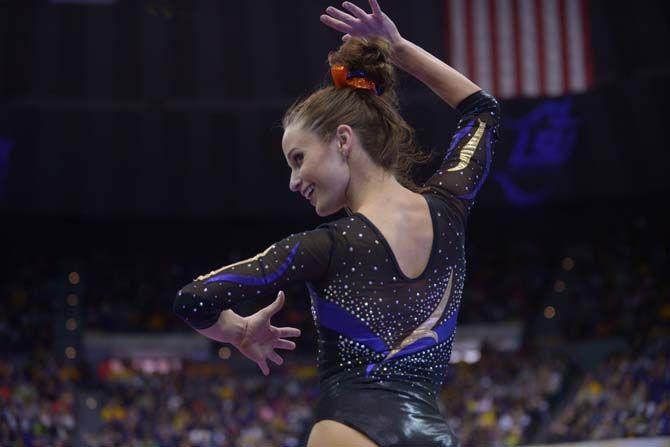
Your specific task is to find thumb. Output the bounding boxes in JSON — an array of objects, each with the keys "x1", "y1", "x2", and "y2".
[
  {"x1": 342, "y1": 34, "x2": 351, "y2": 42},
  {"x1": 266, "y1": 291, "x2": 285, "y2": 317}
]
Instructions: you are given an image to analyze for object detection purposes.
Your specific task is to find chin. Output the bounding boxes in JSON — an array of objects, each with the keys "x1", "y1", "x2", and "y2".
[
  {"x1": 315, "y1": 205, "x2": 331, "y2": 217},
  {"x1": 315, "y1": 200, "x2": 344, "y2": 217}
]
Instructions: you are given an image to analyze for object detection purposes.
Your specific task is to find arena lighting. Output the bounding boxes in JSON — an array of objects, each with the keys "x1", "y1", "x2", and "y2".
[
  {"x1": 68, "y1": 271, "x2": 80, "y2": 285},
  {"x1": 218, "y1": 347, "x2": 232, "y2": 360},
  {"x1": 85, "y1": 397, "x2": 98, "y2": 410},
  {"x1": 554, "y1": 280, "x2": 566, "y2": 293},
  {"x1": 66, "y1": 318, "x2": 77, "y2": 331},
  {"x1": 67, "y1": 293, "x2": 78, "y2": 306},
  {"x1": 463, "y1": 350, "x2": 481, "y2": 364},
  {"x1": 65, "y1": 346, "x2": 77, "y2": 359},
  {"x1": 562, "y1": 257, "x2": 575, "y2": 271},
  {"x1": 544, "y1": 306, "x2": 556, "y2": 319}
]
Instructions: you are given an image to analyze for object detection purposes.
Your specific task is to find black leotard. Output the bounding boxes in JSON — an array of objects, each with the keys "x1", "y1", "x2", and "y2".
[{"x1": 174, "y1": 90, "x2": 500, "y2": 447}]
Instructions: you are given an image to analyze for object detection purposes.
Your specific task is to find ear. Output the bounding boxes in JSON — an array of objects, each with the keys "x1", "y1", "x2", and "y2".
[{"x1": 335, "y1": 124, "x2": 354, "y2": 157}]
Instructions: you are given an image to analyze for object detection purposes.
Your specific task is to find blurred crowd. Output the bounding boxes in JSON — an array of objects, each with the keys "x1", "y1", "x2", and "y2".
[
  {"x1": 0, "y1": 350, "x2": 569, "y2": 447},
  {"x1": 80, "y1": 359, "x2": 319, "y2": 447},
  {"x1": 548, "y1": 344, "x2": 670, "y2": 442},
  {"x1": 0, "y1": 358, "x2": 79, "y2": 447},
  {"x1": 441, "y1": 348, "x2": 568, "y2": 447},
  {"x1": 6, "y1": 343, "x2": 668, "y2": 447}
]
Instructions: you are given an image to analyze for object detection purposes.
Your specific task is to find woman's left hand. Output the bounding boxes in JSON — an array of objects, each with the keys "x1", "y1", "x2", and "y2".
[
  {"x1": 232, "y1": 291, "x2": 301, "y2": 376},
  {"x1": 320, "y1": 0, "x2": 402, "y2": 45}
]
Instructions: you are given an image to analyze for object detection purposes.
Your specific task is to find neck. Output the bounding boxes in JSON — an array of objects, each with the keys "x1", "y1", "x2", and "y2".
[{"x1": 346, "y1": 166, "x2": 414, "y2": 215}]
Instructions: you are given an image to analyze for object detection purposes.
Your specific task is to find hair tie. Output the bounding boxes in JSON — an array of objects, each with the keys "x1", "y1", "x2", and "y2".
[{"x1": 330, "y1": 64, "x2": 384, "y2": 95}]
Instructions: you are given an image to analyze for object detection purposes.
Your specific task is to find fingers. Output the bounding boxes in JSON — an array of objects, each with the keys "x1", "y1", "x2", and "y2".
[
  {"x1": 325, "y1": 6, "x2": 357, "y2": 26},
  {"x1": 258, "y1": 360, "x2": 269, "y2": 376},
  {"x1": 368, "y1": 0, "x2": 382, "y2": 15},
  {"x1": 275, "y1": 339, "x2": 297, "y2": 350},
  {"x1": 342, "y1": 1, "x2": 368, "y2": 19},
  {"x1": 275, "y1": 326, "x2": 301, "y2": 338},
  {"x1": 266, "y1": 291, "x2": 285, "y2": 317},
  {"x1": 320, "y1": 14, "x2": 353, "y2": 34},
  {"x1": 268, "y1": 351, "x2": 284, "y2": 366}
]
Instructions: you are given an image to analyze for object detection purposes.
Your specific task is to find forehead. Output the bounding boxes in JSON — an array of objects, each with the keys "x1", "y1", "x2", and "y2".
[{"x1": 282, "y1": 125, "x2": 321, "y2": 155}]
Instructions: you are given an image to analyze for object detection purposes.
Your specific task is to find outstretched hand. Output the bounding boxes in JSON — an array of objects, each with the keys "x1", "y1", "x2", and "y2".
[
  {"x1": 320, "y1": 0, "x2": 402, "y2": 45},
  {"x1": 232, "y1": 291, "x2": 301, "y2": 376}
]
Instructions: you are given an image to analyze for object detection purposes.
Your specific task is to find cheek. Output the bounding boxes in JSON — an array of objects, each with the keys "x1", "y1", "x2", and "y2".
[
  {"x1": 319, "y1": 157, "x2": 347, "y2": 184},
  {"x1": 320, "y1": 158, "x2": 350, "y2": 198}
]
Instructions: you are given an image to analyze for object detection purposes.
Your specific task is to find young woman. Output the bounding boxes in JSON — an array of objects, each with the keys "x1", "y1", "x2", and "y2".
[{"x1": 174, "y1": 1, "x2": 500, "y2": 445}]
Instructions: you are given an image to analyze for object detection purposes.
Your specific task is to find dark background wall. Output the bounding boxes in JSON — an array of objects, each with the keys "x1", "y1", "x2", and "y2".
[{"x1": 1, "y1": 0, "x2": 669, "y2": 222}]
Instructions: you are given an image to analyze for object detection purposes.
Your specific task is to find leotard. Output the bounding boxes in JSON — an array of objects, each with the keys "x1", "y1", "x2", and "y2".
[{"x1": 174, "y1": 89, "x2": 500, "y2": 447}]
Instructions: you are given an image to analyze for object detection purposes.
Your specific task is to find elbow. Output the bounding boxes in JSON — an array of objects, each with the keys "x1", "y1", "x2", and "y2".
[
  {"x1": 173, "y1": 282, "x2": 220, "y2": 330},
  {"x1": 173, "y1": 286, "x2": 191, "y2": 323},
  {"x1": 456, "y1": 90, "x2": 500, "y2": 123},
  {"x1": 481, "y1": 90, "x2": 501, "y2": 117}
]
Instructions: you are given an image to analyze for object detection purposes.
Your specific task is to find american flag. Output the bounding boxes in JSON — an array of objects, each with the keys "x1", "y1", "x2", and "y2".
[{"x1": 444, "y1": 0, "x2": 595, "y2": 99}]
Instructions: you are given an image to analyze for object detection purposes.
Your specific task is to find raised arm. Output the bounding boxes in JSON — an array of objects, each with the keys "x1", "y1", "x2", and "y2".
[
  {"x1": 321, "y1": 0, "x2": 481, "y2": 107},
  {"x1": 321, "y1": 1, "x2": 500, "y2": 217}
]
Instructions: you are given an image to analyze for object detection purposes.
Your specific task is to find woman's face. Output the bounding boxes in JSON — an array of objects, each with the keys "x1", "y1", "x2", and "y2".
[{"x1": 282, "y1": 124, "x2": 351, "y2": 217}]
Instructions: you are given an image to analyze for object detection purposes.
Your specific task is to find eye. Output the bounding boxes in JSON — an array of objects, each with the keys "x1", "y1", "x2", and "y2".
[{"x1": 293, "y1": 153, "x2": 303, "y2": 166}]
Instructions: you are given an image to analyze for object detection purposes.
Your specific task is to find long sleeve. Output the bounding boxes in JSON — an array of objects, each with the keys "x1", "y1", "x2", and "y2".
[
  {"x1": 174, "y1": 225, "x2": 334, "y2": 330},
  {"x1": 424, "y1": 89, "x2": 500, "y2": 217}
]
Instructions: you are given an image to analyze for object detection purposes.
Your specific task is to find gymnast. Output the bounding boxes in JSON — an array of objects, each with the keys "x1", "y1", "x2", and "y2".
[{"x1": 174, "y1": 1, "x2": 500, "y2": 445}]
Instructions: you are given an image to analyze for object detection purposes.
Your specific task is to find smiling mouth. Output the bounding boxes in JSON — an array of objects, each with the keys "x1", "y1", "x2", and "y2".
[{"x1": 305, "y1": 184, "x2": 315, "y2": 201}]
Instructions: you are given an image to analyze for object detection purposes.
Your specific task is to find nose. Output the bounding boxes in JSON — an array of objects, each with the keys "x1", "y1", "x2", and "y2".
[{"x1": 289, "y1": 171, "x2": 302, "y2": 192}]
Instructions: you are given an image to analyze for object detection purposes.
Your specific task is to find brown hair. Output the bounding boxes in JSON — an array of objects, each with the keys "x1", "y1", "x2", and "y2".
[{"x1": 282, "y1": 37, "x2": 432, "y2": 193}]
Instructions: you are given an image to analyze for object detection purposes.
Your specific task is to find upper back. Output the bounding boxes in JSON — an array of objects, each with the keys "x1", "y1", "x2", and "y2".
[
  {"x1": 354, "y1": 193, "x2": 435, "y2": 280},
  {"x1": 308, "y1": 193, "x2": 467, "y2": 394}
]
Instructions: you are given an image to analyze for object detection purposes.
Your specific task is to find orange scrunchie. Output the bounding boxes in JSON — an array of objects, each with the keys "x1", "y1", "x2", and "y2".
[{"x1": 330, "y1": 64, "x2": 380, "y2": 95}]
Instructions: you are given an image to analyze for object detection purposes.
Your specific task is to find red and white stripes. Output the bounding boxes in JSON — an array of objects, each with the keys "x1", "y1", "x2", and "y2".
[{"x1": 445, "y1": 0, "x2": 595, "y2": 99}]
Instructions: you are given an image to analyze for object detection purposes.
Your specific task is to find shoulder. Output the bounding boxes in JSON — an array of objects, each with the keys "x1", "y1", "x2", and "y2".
[
  {"x1": 314, "y1": 214, "x2": 376, "y2": 251},
  {"x1": 423, "y1": 192, "x2": 467, "y2": 230},
  {"x1": 314, "y1": 214, "x2": 357, "y2": 232}
]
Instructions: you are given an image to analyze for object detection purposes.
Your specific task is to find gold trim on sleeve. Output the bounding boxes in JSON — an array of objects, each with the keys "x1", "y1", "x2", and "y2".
[
  {"x1": 195, "y1": 245, "x2": 276, "y2": 281},
  {"x1": 447, "y1": 119, "x2": 487, "y2": 172}
]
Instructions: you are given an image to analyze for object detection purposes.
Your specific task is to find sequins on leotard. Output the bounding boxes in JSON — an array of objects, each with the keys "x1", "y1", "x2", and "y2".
[{"x1": 174, "y1": 90, "x2": 500, "y2": 402}]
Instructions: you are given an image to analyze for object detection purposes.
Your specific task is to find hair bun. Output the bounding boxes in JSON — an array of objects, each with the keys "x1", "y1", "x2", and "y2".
[{"x1": 328, "y1": 37, "x2": 398, "y2": 104}]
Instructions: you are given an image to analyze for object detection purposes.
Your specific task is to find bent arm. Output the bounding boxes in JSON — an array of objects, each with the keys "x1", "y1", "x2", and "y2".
[
  {"x1": 173, "y1": 226, "x2": 333, "y2": 331},
  {"x1": 390, "y1": 37, "x2": 480, "y2": 109}
]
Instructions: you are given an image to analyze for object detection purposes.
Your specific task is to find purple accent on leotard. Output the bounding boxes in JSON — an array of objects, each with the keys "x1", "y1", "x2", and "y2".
[
  {"x1": 446, "y1": 120, "x2": 476, "y2": 157},
  {"x1": 386, "y1": 309, "x2": 459, "y2": 361},
  {"x1": 365, "y1": 308, "x2": 459, "y2": 376},
  {"x1": 203, "y1": 242, "x2": 301, "y2": 286},
  {"x1": 312, "y1": 292, "x2": 389, "y2": 354}
]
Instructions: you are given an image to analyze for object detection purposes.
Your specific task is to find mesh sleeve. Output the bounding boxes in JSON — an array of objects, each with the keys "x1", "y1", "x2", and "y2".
[
  {"x1": 174, "y1": 225, "x2": 333, "y2": 329},
  {"x1": 424, "y1": 90, "x2": 500, "y2": 217}
]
